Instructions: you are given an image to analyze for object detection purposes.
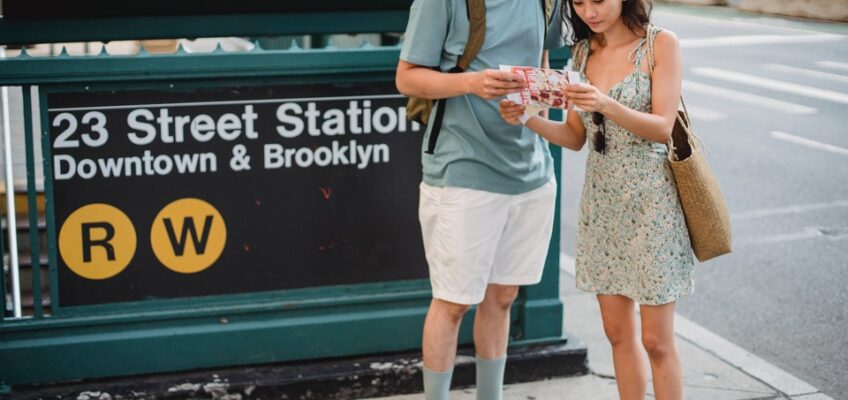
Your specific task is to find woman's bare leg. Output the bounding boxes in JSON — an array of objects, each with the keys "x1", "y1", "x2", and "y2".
[
  {"x1": 640, "y1": 301, "x2": 683, "y2": 400},
  {"x1": 597, "y1": 294, "x2": 650, "y2": 400}
]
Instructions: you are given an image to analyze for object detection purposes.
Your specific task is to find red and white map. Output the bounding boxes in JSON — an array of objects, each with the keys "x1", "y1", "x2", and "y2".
[{"x1": 501, "y1": 65, "x2": 582, "y2": 110}]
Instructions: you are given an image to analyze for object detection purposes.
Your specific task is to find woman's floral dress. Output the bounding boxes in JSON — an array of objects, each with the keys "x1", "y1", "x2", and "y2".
[{"x1": 573, "y1": 29, "x2": 695, "y2": 305}]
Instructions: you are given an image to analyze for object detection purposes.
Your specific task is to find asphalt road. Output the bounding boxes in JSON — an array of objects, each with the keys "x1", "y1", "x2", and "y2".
[{"x1": 559, "y1": 5, "x2": 848, "y2": 398}]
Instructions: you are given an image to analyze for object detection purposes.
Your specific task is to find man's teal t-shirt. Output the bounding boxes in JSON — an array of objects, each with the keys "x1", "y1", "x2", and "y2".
[{"x1": 400, "y1": 0, "x2": 564, "y2": 195}]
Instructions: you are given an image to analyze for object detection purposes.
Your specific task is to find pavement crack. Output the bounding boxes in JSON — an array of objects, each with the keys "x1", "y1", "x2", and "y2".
[{"x1": 586, "y1": 368, "x2": 615, "y2": 380}]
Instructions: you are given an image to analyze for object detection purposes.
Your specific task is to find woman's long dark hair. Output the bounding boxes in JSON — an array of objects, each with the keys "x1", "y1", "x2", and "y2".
[{"x1": 562, "y1": 0, "x2": 653, "y2": 44}]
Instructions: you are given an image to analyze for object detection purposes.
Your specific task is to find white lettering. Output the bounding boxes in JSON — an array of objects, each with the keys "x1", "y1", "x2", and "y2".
[
  {"x1": 217, "y1": 113, "x2": 242, "y2": 141},
  {"x1": 190, "y1": 114, "x2": 216, "y2": 142},
  {"x1": 276, "y1": 103, "x2": 304, "y2": 138},
  {"x1": 372, "y1": 106, "x2": 397, "y2": 134},
  {"x1": 295, "y1": 147, "x2": 314, "y2": 167},
  {"x1": 77, "y1": 159, "x2": 97, "y2": 179},
  {"x1": 127, "y1": 109, "x2": 157, "y2": 145},
  {"x1": 264, "y1": 144, "x2": 284, "y2": 169}
]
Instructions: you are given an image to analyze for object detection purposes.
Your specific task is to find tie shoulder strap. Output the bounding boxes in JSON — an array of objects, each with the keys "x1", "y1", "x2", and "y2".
[
  {"x1": 646, "y1": 25, "x2": 662, "y2": 75},
  {"x1": 572, "y1": 39, "x2": 591, "y2": 73}
]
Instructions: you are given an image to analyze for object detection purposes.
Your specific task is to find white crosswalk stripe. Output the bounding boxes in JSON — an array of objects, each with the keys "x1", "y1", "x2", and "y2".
[
  {"x1": 732, "y1": 200, "x2": 848, "y2": 220},
  {"x1": 770, "y1": 131, "x2": 848, "y2": 156},
  {"x1": 680, "y1": 34, "x2": 845, "y2": 49},
  {"x1": 682, "y1": 80, "x2": 817, "y2": 114},
  {"x1": 692, "y1": 67, "x2": 848, "y2": 105},
  {"x1": 816, "y1": 61, "x2": 848, "y2": 72},
  {"x1": 682, "y1": 104, "x2": 726, "y2": 121},
  {"x1": 763, "y1": 64, "x2": 848, "y2": 85}
]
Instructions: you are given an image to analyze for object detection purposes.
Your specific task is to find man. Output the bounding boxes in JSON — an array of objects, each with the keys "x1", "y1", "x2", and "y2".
[{"x1": 395, "y1": 1, "x2": 564, "y2": 399}]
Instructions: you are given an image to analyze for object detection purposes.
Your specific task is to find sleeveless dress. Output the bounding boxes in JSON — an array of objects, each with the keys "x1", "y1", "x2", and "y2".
[{"x1": 572, "y1": 30, "x2": 695, "y2": 305}]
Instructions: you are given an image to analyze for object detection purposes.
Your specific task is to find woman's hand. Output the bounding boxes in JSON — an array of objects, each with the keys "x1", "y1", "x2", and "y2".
[
  {"x1": 499, "y1": 99, "x2": 526, "y2": 125},
  {"x1": 566, "y1": 83, "x2": 611, "y2": 113}
]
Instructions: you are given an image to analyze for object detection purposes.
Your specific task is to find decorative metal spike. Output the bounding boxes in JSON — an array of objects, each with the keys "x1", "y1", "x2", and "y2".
[
  {"x1": 289, "y1": 39, "x2": 301, "y2": 51},
  {"x1": 251, "y1": 40, "x2": 264, "y2": 52},
  {"x1": 18, "y1": 47, "x2": 30, "y2": 58},
  {"x1": 58, "y1": 46, "x2": 69, "y2": 57},
  {"x1": 325, "y1": 38, "x2": 337, "y2": 49},
  {"x1": 176, "y1": 42, "x2": 187, "y2": 54},
  {"x1": 97, "y1": 45, "x2": 110, "y2": 57},
  {"x1": 360, "y1": 39, "x2": 375, "y2": 49},
  {"x1": 213, "y1": 42, "x2": 225, "y2": 53},
  {"x1": 136, "y1": 45, "x2": 149, "y2": 56}
]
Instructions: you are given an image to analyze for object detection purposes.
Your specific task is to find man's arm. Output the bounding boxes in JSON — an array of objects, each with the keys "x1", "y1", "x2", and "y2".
[{"x1": 396, "y1": 60, "x2": 524, "y2": 100}]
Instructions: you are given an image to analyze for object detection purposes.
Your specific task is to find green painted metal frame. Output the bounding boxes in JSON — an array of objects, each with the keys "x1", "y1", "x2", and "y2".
[
  {"x1": 22, "y1": 86, "x2": 44, "y2": 319},
  {"x1": 0, "y1": 43, "x2": 571, "y2": 386},
  {"x1": 0, "y1": 193, "x2": 5, "y2": 322},
  {"x1": 0, "y1": 11, "x2": 410, "y2": 46}
]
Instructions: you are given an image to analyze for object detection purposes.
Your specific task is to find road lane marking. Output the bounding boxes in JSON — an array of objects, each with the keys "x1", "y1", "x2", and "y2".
[
  {"x1": 653, "y1": 9, "x2": 846, "y2": 36},
  {"x1": 683, "y1": 104, "x2": 726, "y2": 121},
  {"x1": 770, "y1": 131, "x2": 848, "y2": 156},
  {"x1": 680, "y1": 34, "x2": 845, "y2": 49},
  {"x1": 764, "y1": 64, "x2": 848, "y2": 84},
  {"x1": 732, "y1": 200, "x2": 848, "y2": 220},
  {"x1": 816, "y1": 61, "x2": 848, "y2": 72},
  {"x1": 749, "y1": 227, "x2": 848, "y2": 245},
  {"x1": 560, "y1": 253, "x2": 834, "y2": 399},
  {"x1": 682, "y1": 80, "x2": 817, "y2": 114},
  {"x1": 752, "y1": 227, "x2": 825, "y2": 244},
  {"x1": 692, "y1": 67, "x2": 848, "y2": 105}
]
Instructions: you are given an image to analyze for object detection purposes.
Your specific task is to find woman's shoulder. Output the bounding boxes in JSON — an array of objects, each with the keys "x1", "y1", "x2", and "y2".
[
  {"x1": 645, "y1": 26, "x2": 681, "y2": 71},
  {"x1": 650, "y1": 26, "x2": 679, "y2": 48}
]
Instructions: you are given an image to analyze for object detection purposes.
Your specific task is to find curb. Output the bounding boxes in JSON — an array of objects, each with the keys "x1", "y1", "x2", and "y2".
[{"x1": 6, "y1": 341, "x2": 588, "y2": 399}]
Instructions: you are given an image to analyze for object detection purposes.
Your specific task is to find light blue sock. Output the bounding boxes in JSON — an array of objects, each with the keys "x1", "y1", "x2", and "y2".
[
  {"x1": 423, "y1": 366, "x2": 453, "y2": 400},
  {"x1": 476, "y1": 354, "x2": 506, "y2": 400}
]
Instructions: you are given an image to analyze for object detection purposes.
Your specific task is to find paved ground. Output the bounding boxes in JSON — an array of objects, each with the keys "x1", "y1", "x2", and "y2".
[{"x1": 366, "y1": 260, "x2": 833, "y2": 399}]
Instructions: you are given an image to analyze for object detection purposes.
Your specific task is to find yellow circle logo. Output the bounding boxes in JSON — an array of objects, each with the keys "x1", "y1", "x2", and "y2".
[
  {"x1": 59, "y1": 203, "x2": 137, "y2": 280},
  {"x1": 150, "y1": 198, "x2": 226, "y2": 274}
]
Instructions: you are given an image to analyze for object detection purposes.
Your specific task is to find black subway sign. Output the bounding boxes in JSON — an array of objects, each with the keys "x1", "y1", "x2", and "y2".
[{"x1": 48, "y1": 82, "x2": 428, "y2": 307}]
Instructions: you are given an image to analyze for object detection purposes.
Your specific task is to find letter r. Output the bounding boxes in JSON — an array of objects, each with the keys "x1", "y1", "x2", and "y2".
[{"x1": 81, "y1": 222, "x2": 116, "y2": 262}]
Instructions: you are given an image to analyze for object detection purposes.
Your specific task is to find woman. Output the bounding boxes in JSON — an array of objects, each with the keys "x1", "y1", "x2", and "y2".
[{"x1": 500, "y1": 1, "x2": 693, "y2": 399}]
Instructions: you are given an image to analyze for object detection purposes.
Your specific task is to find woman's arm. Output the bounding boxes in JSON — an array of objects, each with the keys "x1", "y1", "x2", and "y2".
[
  {"x1": 500, "y1": 100, "x2": 587, "y2": 151},
  {"x1": 565, "y1": 30, "x2": 682, "y2": 143}
]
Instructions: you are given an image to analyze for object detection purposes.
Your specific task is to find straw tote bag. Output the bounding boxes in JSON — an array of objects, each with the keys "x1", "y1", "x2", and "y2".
[{"x1": 647, "y1": 26, "x2": 732, "y2": 262}]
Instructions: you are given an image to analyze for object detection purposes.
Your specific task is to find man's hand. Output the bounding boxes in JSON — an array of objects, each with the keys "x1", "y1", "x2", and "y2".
[{"x1": 467, "y1": 70, "x2": 525, "y2": 100}]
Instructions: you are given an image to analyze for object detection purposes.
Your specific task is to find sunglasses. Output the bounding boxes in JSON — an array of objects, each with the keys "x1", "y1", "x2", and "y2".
[{"x1": 592, "y1": 112, "x2": 606, "y2": 154}]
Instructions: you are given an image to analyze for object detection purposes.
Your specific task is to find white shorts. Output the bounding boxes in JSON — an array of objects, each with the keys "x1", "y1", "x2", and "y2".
[{"x1": 418, "y1": 179, "x2": 557, "y2": 305}]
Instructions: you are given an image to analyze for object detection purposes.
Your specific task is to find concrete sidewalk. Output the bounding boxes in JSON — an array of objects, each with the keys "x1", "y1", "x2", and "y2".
[{"x1": 365, "y1": 257, "x2": 835, "y2": 400}]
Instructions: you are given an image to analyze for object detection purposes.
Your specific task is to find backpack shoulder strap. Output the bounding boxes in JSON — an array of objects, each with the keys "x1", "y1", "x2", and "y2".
[
  {"x1": 457, "y1": 0, "x2": 552, "y2": 71},
  {"x1": 456, "y1": 0, "x2": 486, "y2": 71},
  {"x1": 543, "y1": 0, "x2": 555, "y2": 44}
]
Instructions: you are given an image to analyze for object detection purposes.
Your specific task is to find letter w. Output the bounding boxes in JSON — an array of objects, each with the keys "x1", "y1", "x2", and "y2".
[
  {"x1": 97, "y1": 157, "x2": 124, "y2": 177},
  {"x1": 163, "y1": 216, "x2": 214, "y2": 256},
  {"x1": 173, "y1": 153, "x2": 199, "y2": 173}
]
